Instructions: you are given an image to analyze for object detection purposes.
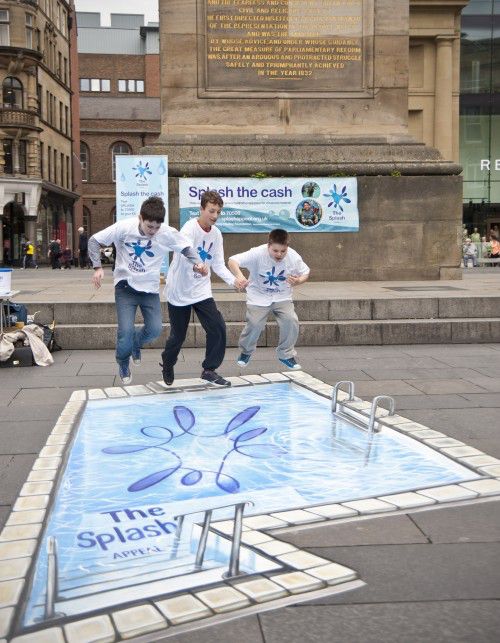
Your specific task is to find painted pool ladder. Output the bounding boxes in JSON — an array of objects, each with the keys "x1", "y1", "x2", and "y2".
[
  {"x1": 44, "y1": 501, "x2": 253, "y2": 620},
  {"x1": 332, "y1": 381, "x2": 395, "y2": 434}
]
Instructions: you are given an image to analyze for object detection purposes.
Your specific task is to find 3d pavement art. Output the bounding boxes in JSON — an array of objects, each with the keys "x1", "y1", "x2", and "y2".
[{"x1": 2, "y1": 371, "x2": 500, "y2": 642}]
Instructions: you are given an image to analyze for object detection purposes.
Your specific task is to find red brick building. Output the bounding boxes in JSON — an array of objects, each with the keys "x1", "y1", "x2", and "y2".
[{"x1": 76, "y1": 13, "x2": 160, "y2": 234}]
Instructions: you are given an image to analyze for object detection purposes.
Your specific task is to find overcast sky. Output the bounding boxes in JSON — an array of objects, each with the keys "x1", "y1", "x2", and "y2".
[{"x1": 74, "y1": 0, "x2": 159, "y2": 25}]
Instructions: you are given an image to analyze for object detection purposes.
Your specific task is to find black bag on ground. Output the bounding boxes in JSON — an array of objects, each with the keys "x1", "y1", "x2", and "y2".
[{"x1": 0, "y1": 346, "x2": 34, "y2": 368}]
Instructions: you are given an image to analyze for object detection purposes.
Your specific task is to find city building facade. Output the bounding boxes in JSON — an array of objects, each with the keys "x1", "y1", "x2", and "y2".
[
  {"x1": 0, "y1": 0, "x2": 78, "y2": 265},
  {"x1": 460, "y1": 0, "x2": 499, "y2": 236},
  {"x1": 76, "y1": 12, "x2": 160, "y2": 235}
]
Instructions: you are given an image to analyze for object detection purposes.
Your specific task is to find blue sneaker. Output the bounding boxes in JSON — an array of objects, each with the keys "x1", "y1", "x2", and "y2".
[
  {"x1": 118, "y1": 361, "x2": 132, "y2": 385},
  {"x1": 132, "y1": 348, "x2": 141, "y2": 365},
  {"x1": 237, "y1": 353, "x2": 251, "y2": 367},
  {"x1": 279, "y1": 357, "x2": 302, "y2": 370}
]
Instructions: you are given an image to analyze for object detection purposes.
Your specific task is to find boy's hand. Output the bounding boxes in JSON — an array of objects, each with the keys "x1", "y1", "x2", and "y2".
[
  {"x1": 286, "y1": 275, "x2": 301, "y2": 286},
  {"x1": 193, "y1": 263, "x2": 208, "y2": 276},
  {"x1": 92, "y1": 267, "x2": 104, "y2": 289},
  {"x1": 234, "y1": 277, "x2": 249, "y2": 291}
]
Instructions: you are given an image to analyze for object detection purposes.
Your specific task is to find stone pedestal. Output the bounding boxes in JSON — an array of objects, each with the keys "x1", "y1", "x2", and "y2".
[{"x1": 145, "y1": 0, "x2": 463, "y2": 280}]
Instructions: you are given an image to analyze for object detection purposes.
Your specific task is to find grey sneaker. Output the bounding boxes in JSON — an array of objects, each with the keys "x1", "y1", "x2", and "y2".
[
  {"x1": 118, "y1": 361, "x2": 132, "y2": 385},
  {"x1": 201, "y1": 369, "x2": 231, "y2": 387}
]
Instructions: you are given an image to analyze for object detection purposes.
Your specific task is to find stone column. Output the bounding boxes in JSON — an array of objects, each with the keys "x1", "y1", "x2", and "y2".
[{"x1": 434, "y1": 36, "x2": 455, "y2": 161}]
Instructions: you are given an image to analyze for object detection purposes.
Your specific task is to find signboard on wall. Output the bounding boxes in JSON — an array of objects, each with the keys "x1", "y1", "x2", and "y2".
[
  {"x1": 179, "y1": 177, "x2": 359, "y2": 233},
  {"x1": 115, "y1": 155, "x2": 169, "y2": 222}
]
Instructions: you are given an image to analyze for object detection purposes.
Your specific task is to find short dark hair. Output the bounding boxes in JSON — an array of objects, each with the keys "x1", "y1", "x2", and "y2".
[
  {"x1": 140, "y1": 196, "x2": 165, "y2": 223},
  {"x1": 268, "y1": 229, "x2": 289, "y2": 245},
  {"x1": 200, "y1": 189, "x2": 223, "y2": 209}
]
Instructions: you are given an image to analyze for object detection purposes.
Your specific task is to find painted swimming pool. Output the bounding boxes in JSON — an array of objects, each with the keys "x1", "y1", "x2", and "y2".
[{"x1": 23, "y1": 381, "x2": 478, "y2": 626}]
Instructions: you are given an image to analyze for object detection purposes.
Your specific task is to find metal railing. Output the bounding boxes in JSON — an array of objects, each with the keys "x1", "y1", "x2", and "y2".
[
  {"x1": 331, "y1": 380, "x2": 355, "y2": 413},
  {"x1": 367, "y1": 395, "x2": 395, "y2": 435},
  {"x1": 44, "y1": 499, "x2": 253, "y2": 620}
]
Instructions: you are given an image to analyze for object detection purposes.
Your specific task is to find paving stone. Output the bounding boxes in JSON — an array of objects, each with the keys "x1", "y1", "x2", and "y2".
[
  {"x1": 0, "y1": 421, "x2": 54, "y2": 455},
  {"x1": 423, "y1": 437, "x2": 465, "y2": 448},
  {"x1": 112, "y1": 604, "x2": 166, "y2": 639},
  {"x1": 307, "y1": 562, "x2": 358, "y2": 585},
  {"x1": 306, "y1": 504, "x2": 358, "y2": 519},
  {"x1": 441, "y1": 445, "x2": 484, "y2": 458},
  {"x1": 417, "y1": 485, "x2": 478, "y2": 502},
  {"x1": 410, "y1": 501, "x2": 500, "y2": 543},
  {"x1": 279, "y1": 515, "x2": 428, "y2": 548},
  {"x1": 88, "y1": 389, "x2": 106, "y2": 400},
  {"x1": 123, "y1": 385, "x2": 152, "y2": 396},
  {"x1": 0, "y1": 557, "x2": 31, "y2": 581},
  {"x1": 211, "y1": 520, "x2": 249, "y2": 535},
  {"x1": 104, "y1": 386, "x2": 128, "y2": 397},
  {"x1": 260, "y1": 372, "x2": 289, "y2": 382},
  {"x1": 10, "y1": 627, "x2": 65, "y2": 642},
  {"x1": 155, "y1": 594, "x2": 212, "y2": 625},
  {"x1": 0, "y1": 523, "x2": 41, "y2": 542},
  {"x1": 45, "y1": 434, "x2": 69, "y2": 446},
  {"x1": 307, "y1": 542, "x2": 500, "y2": 604},
  {"x1": 32, "y1": 456, "x2": 61, "y2": 470},
  {"x1": 234, "y1": 577, "x2": 288, "y2": 602},
  {"x1": 243, "y1": 515, "x2": 288, "y2": 530},
  {"x1": 20, "y1": 481, "x2": 52, "y2": 496},
  {"x1": 254, "y1": 539, "x2": 297, "y2": 556},
  {"x1": 405, "y1": 428, "x2": 446, "y2": 439},
  {"x1": 0, "y1": 455, "x2": 37, "y2": 504},
  {"x1": 479, "y1": 464, "x2": 500, "y2": 476},
  {"x1": 196, "y1": 586, "x2": 250, "y2": 613},
  {"x1": 168, "y1": 615, "x2": 264, "y2": 643},
  {"x1": 13, "y1": 495, "x2": 49, "y2": 511},
  {"x1": 0, "y1": 579, "x2": 23, "y2": 607},
  {"x1": 0, "y1": 539, "x2": 36, "y2": 560},
  {"x1": 64, "y1": 614, "x2": 115, "y2": 643},
  {"x1": 342, "y1": 498, "x2": 396, "y2": 514},
  {"x1": 460, "y1": 455, "x2": 500, "y2": 467},
  {"x1": 0, "y1": 607, "x2": 13, "y2": 638},
  {"x1": 270, "y1": 509, "x2": 323, "y2": 525},
  {"x1": 460, "y1": 479, "x2": 500, "y2": 496},
  {"x1": 276, "y1": 550, "x2": 331, "y2": 570},
  {"x1": 390, "y1": 395, "x2": 473, "y2": 410},
  {"x1": 240, "y1": 530, "x2": 274, "y2": 545},
  {"x1": 259, "y1": 601, "x2": 500, "y2": 643},
  {"x1": 70, "y1": 390, "x2": 86, "y2": 401},
  {"x1": 269, "y1": 571, "x2": 323, "y2": 594},
  {"x1": 225, "y1": 376, "x2": 250, "y2": 386},
  {"x1": 27, "y1": 469, "x2": 56, "y2": 482},
  {"x1": 6, "y1": 510, "x2": 44, "y2": 526},
  {"x1": 240, "y1": 374, "x2": 268, "y2": 384},
  {"x1": 378, "y1": 492, "x2": 436, "y2": 509}
]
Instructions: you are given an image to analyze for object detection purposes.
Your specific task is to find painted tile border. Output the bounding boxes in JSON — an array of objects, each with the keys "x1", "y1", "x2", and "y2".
[{"x1": 2, "y1": 371, "x2": 500, "y2": 642}]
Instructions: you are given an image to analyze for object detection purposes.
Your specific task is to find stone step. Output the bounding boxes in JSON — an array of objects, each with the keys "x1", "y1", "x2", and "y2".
[
  {"x1": 54, "y1": 318, "x2": 500, "y2": 350},
  {"x1": 27, "y1": 296, "x2": 500, "y2": 326}
]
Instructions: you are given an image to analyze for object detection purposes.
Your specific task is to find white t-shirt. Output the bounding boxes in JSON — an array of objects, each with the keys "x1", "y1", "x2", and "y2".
[
  {"x1": 91, "y1": 218, "x2": 190, "y2": 293},
  {"x1": 165, "y1": 218, "x2": 236, "y2": 306},
  {"x1": 230, "y1": 244, "x2": 310, "y2": 306}
]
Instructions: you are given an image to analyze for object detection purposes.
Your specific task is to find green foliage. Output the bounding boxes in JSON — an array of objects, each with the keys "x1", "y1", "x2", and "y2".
[
  {"x1": 250, "y1": 171, "x2": 269, "y2": 179},
  {"x1": 390, "y1": 170, "x2": 402, "y2": 177}
]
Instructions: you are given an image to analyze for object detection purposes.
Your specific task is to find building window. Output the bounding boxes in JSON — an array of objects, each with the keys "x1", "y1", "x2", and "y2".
[
  {"x1": 47, "y1": 144, "x2": 51, "y2": 181},
  {"x1": 60, "y1": 151, "x2": 64, "y2": 186},
  {"x1": 3, "y1": 77, "x2": 23, "y2": 109},
  {"x1": 26, "y1": 13, "x2": 34, "y2": 49},
  {"x1": 80, "y1": 142, "x2": 89, "y2": 182},
  {"x1": 53, "y1": 148, "x2": 57, "y2": 183},
  {"x1": 80, "y1": 78, "x2": 110, "y2": 92},
  {"x1": 0, "y1": 10, "x2": 9, "y2": 46},
  {"x1": 19, "y1": 141, "x2": 27, "y2": 175},
  {"x1": 66, "y1": 155, "x2": 70, "y2": 189},
  {"x1": 59, "y1": 101, "x2": 63, "y2": 131},
  {"x1": 111, "y1": 141, "x2": 131, "y2": 181},
  {"x1": 83, "y1": 206, "x2": 91, "y2": 231},
  {"x1": 118, "y1": 79, "x2": 145, "y2": 93},
  {"x1": 65, "y1": 105, "x2": 69, "y2": 135},
  {"x1": 40, "y1": 141, "x2": 44, "y2": 177},
  {"x1": 3, "y1": 140, "x2": 13, "y2": 174}
]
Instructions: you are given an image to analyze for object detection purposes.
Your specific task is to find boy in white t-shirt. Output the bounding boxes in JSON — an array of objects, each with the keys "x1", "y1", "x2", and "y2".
[
  {"x1": 228, "y1": 228, "x2": 310, "y2": 370},
  {"x1": 162, "y1": 190, "x2": 248, "y2": 387},
  {"x1": 88, "y1": 197, "x2": 207, "y2": 385}
]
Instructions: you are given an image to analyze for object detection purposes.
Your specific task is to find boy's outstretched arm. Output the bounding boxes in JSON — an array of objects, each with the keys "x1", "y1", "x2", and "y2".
[
  {"x1": 88, "y1": 234, "x2": 105, "y2": 289},
  {"x1": 286, "y1": 272, "x2": 310, "y2": 287},
  {"x1": 180, "y1": 246, "x2": 208, "y2": 275},
  {"x1": 228, "y1": 258, "x2": 249, "y2": 291}
]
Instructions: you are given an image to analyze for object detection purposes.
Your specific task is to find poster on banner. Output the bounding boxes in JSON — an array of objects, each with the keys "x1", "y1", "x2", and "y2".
[
  {"x1": 179, "y1": 177, "x2": 359, "y2": 233},
  {"x1": 115, "y1": 155, "x2": 169, "y2": 222}
]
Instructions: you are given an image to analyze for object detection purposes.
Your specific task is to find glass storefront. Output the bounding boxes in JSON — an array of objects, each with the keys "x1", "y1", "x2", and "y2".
[{"x1": 460, "y1": 0, "x2": 500, "y2": 237}]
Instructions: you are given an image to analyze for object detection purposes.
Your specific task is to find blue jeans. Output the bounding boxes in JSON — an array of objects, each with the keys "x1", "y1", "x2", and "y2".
[{"x1": 114, "y1": 280, "x2": 162, "y2": 364}]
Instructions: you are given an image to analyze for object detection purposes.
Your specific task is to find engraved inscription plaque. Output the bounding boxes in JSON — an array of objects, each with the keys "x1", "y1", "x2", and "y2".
[{"x1": 203, "y1": 0, "x2": 372, "y2": 94}]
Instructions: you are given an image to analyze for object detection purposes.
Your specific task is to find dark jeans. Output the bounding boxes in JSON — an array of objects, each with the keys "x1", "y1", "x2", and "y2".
[
  {"x1": 79, "y1": 250, "x2": 89, "y2": 268},
  {"x1": 115, "y1": 280, "x2": 162, "y2": 364},
  {"x1": 162, "y1": 297, "x2": 226, "y2": 371}
]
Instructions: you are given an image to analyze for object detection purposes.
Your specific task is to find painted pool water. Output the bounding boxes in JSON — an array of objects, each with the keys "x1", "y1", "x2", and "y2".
[{"x1": 24, "y1": 382, "x2": 478, "y2": 626}]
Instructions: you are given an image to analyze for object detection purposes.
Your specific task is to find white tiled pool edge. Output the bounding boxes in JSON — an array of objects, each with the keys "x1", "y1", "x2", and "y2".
[{"x1": 1, "y1": 371, "x2": 499, "y2": 642}]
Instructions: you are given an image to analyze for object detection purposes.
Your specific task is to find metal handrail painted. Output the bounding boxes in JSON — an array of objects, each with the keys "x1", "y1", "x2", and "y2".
[
  {"x1": 368, "y1": 395, "x2": 395, "y2": 434},
  {"x1": 45, "y1": 536, "x2": 58, "y2": 620},
  {"x1": 331, "y1": 380, "x2": 355, "y2": 413}
]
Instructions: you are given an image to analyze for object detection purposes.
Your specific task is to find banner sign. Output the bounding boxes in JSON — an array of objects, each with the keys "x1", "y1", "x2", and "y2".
[
  {"x1": 115, "y1": 155, "x2": 169, "y2": 222},
  {"x1": 179, "y1": 177, "x2": 359, "y2": 233}
]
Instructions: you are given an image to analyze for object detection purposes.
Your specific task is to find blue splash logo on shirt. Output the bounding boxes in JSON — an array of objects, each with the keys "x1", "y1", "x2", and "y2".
[
  {"x1": 125, "y1": 239, "x2": 154, "y2": 267},
  {"x1": 260, "y1": 266, "x2": 286, "y2": 287},
  {"x1": 197, "y1": 240, "x2": 213, "y2": 262}
]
